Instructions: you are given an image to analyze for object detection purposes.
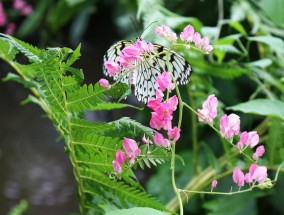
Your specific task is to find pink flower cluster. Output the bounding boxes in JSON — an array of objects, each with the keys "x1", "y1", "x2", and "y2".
[
  {"x1": 0, "y1": 1, "x2": 33, "y2": 35},
  {"x1": 105, "y1": 39, "x2": 154, "y2": 77},
  {"x1": 112, "y1": 138, "x2": 141, "y2": 174},
  {"x1": 233, "y1": 164, "x2": 268, "y2": 187},
  {"x1": 147, "y1": 72, "x2": 180, "y2": 148},
  {"x1": 197, "y1": 94, "x2": 218, "y2": 124},
  {"x1": 154, "y1": 25, "x2": 177, "y2": 43},
  {"x1": 154, "y1": 24, "x2": 213, "y2": 54},
  {"x1": 13, "y1": 0, "x2": 33, "y2": 16}
]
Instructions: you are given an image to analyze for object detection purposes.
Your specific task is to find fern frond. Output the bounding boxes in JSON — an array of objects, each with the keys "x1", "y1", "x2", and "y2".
[
  {"x1": 0, "y1": 33, "x2": 41, "y2": 62},
  {"x1": 67, "y1": 83, "x2": 129, "y2": 112},
  {"x1": 107, "y1": 117, "x2": 155, "y2": 139}
]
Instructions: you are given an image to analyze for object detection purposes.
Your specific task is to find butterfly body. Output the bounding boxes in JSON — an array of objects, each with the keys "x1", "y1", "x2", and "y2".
[{"x1": 103, "y1": 40, "x2": 192, "y2": 103}]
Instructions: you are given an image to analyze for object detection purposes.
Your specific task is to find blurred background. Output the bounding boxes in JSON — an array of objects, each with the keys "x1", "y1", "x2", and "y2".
[{"x1": 1, "y1": 0, "x2": 284, "y2": 214}]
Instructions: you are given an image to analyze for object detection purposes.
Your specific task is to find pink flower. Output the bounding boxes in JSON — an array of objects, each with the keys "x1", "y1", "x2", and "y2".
[
  {"x1": 150, "y1": 112, "x2": 172, "y2": 130},
  {"x1": 220, "y1": 114, "x2": 240, "y2": 139},
  {"x1": 168, "y1": 95, "x2": 178, "y2": 111},
  {"x1": 180, "y1": 25, "x2": 195, "y2": 42},
  {"x1": 0, "y1": 3, "x2": 6, "y2": 27},
  {"x1": 198, "y1": 94, "x2": 218, "y2": 123},
  {"x1": 105, "y1": 60, "x2": 121, "y2": 76},
  {"x1": 155, "y1": 25, "x2": 177, "y2": 43},
  {"x1": 252, "y1": 166, "x2": 267, "y2": 184},
  {"x1": 5, "y1": 23, "x2": 16, "y2": 35},
  {"x1": 211, "y1": 179, "x2": 218, "y2": 188},
  {"x1": 155, "y1": 89, "x2": 164, "y2": 98},
  {"x1": 244, "y1": 173, "x2": 253, "y2": 183},
  {"x1": 237, "y1": 131, "x2": 259, "y2": 149},
  {"x1": 142, "y1": 134, "x2": 152, "y2": 145},
  {"x1": 154, "y1": 132, "x2": 171, "y2": 148},
  {"x1": 98, "y1": 78, "x2": 111, "y2": 90},
  {"x1": 167, "y1": 126, "x2": 181, "y2": 142},
  {"x1": 147, "y1": 97, "x2": 163, "y2": 111},
  {"x1": 112, "y1": 160, "x2": 122, "y2": 174},
  {"x1": 155, "y1": 72, "x2": 175, "y2": 91},
  {"x1": 135, "y1": 39, "x2": 154, "y2": 53},
  {"x1": 155, "y1": 102, "x2": 174, "y2": 117},
  {"x1": 123, "y1": 138, "x2": 141, "y2": 164},
  {"x1": 200, "y1": 37, "x2": 213, "y2": 54},
  {"x1": 21, "y1": 5, "x2": 33, "y2": 16},
  {"x1": 245, "y1": 164, "x2": 258, "y2": 183},
  {"x1": 253, "y1": 145, "x2": 265, "y2": 160},
  {"x1": 13, "y1": 0, "x2": 26, "y2": 10},
  {"x1": 193, "y1": 32, "x2": 202, "y2": 48},
  {"x1": 114, "y1": 150, "x2": 127, "y2": 165},
  {"x1": 232, "y1": 167, "x2": 245, "y2": 187},
  {"x1": 122, "y1": 45, "x2": 142, "y2": 59}
]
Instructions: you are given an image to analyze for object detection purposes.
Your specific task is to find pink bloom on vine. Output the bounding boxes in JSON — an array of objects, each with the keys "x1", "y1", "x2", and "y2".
[
  {"x1": 5, "y1": 23, "x2": 16, "y2": 35},
  {"x1": 142, "y1": 134, "x2": 152, "y2": 145},
  {"x1": 155, "y1": 102, "x2": 174, "y2": 117},
  {"x1": 180, "y1": 25, "x2": 195, "y2": 42},
  {"x1": 253, "y1": 145, "x2": 265, "y2": 160},
  {"x1": 168, "y1": 95, "x2": 178, "y2": 111},
  {"x1": 13, "y1": 0, "x2": 26, "y2": 10},
  {"x1": 155, "y1": 89, "x2": 164, "y2": 98},
  {"x1": 154, "y1": 25, "x2": 177, "y2": 43},
  {"x1": 198, "y1": 94, "x2": 218, "y2": 123},
  {"x1": 135, "y1": 39, "x2": 154, "y2": 53},
  {"x1": 105, "y1": 60, "x2": 121, "y2": 76},
  {"x1": 150, "y1": 112, "x2": 172, "y2": 130},
  {"x1": 167, "y1": 126, "x2": 181, "y2": 142},
  {"x1": 211, "y1": 179, "x2": 218, "y2": 188},
  {"x1": 123, "y1": 138, "x2": 141, "y2": 164},
  {"x1": 147, "y1": 97, "x2": 163, "y2": 111},
  {"x1": 98, "y1": 78, "x2": 111, "y2": 90},
  {"x1": 232, "y1": 167, "x2": 245, "y2": 187},
  {"x1": 237, "y1": 131, "x2": 259, "y2": 149},
  {"x1": 154, "y1": 132, "x2": 171, "y2": 148},
  {"x1": 122, "y1": 44, "x2": 142, "y2": 59},
  {"x1": 245, "y1": 164, "x2": 258, "y2": 183},
  {"x1": 155, "y1": 72, "x2": 175, "y2": 91},
  {"x1": 193, "y1": 32, "x2": 202, "y2": 48},
  {"x1": 112, "y1": 160, "x2": 122, "y2": 174},
  {"x1": 114, "y1": 149, "x2": 127, "y2": 165},
  {"x1": 244, "y1": 173, "x2": 253, "y2": 183},
  {"x1": 220, "y1": 114, "x2": 240, "y2": 139},
  {"x1": 0, "y1": 3, "x2": 6, "y2": 27},
  {"x1": 200, "y1": 36, "x2": 213, "y2": 54},
  {"x1": 21, "y1": 5, "x2": 33, "y2": 16},
  {"x1": 252, "y1": 166, "x2": 267, "y2": 184}
]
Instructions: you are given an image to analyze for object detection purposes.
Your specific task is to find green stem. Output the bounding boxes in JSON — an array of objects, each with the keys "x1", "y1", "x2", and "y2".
[{"x1": 186, "y1": 85, "x2": 199, "y2": 174}]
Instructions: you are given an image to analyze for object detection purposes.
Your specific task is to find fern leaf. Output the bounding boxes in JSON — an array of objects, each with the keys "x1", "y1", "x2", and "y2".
[
  {"x1": 0, "y1": 33, "x2": 42, "y2": 62},
  {"x1": 67, "y1": 83, "x2": 129, "y2": 112},
  {"x1": 107, "y1": 117, "x2": 155, "y2": 139}
]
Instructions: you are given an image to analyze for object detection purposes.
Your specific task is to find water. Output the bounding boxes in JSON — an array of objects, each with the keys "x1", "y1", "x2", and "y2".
[{"x1": 0, "y1": 78, "x2": 79, "y2": 214}]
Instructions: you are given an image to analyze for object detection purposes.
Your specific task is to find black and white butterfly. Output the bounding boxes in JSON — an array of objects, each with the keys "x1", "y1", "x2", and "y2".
[{"x1": 103, "y1": 40, "x2": 192, "y2": 103}]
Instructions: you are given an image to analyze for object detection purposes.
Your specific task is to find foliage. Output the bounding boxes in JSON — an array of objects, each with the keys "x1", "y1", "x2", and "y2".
[{"x1": 1, "y1": 0, "x2": 284, "y2": 214}]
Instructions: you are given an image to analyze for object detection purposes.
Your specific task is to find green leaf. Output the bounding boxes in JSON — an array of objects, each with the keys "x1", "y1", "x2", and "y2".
[
  {"x1": 91, "y1": 102, "x2": 143, "y2": 111},
  {"x1": 267, "y1": 118, "x2": 284, "y2": 164},
  {"x1": 249, "y1": 59, "x2": 272, "y2": 68},
  {"x1": 105, "y1": 207, "x2": 166, "y2": 215},
  {"x1": 228, "y1": 99, "x2": 284, "y2": 120},
  {"x1": 248, "y1": 36, "x2": 284, "y2": 54}
]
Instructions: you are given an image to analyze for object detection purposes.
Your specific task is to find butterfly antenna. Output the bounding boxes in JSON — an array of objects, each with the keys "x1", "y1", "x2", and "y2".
[
  {"x1": 130, "y1": 17, "x2": 141, "y2": 39},
  {"x1": 144, "y1": 21, "x2": 158, "y2": 32}
]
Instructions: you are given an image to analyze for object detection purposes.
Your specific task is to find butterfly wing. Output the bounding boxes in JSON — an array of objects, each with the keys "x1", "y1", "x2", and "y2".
[
  {"x1": 103, "y1": 40, "x2": 192, "y2": 103},
  {"x1": 102, "y1": 40, "x2": 132, "y2": 84},
  {"x1": 134, "y1": 45, "x2": 192, "y2": 103}
]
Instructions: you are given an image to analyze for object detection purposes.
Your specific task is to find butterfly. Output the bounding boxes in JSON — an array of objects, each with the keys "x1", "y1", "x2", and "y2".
[{"x1": 103, "y1": 40, "x2": 192, "y2": 103}]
